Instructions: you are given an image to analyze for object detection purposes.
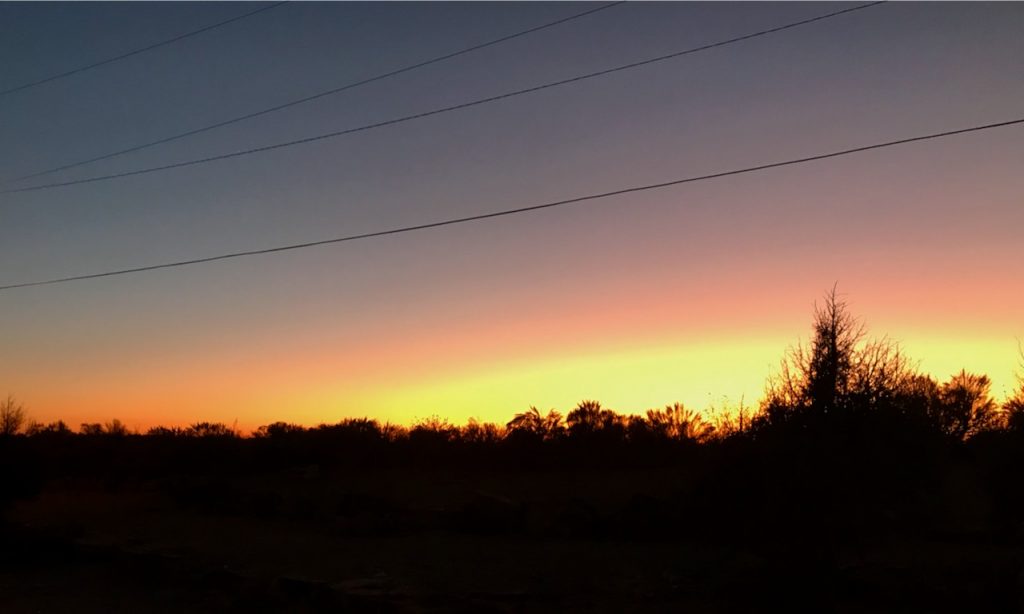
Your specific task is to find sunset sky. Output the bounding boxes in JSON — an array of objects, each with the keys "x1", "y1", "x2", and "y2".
[{"x1": 2, "y1": 2, "x2": 1022, "y2": 432}]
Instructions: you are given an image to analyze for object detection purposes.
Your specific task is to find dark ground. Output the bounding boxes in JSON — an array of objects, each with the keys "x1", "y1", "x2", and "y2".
[{"x1": 3, "y1": 462, "x2": 1023, "y2": 612}]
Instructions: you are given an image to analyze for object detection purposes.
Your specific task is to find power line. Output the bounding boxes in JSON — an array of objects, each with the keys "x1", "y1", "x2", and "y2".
[
  {"x1": 3, "y1": 1, "x2": 885, "y2": 196},
  {"x1": 2, "y1": 116, "x2": 1019, "y2": 293},
  {"x1": 0, "y1": 2, "x2": 288, "y2": 98},
  {"x1": 4, "y1": 2, "x2": 625, "y2": 185}
]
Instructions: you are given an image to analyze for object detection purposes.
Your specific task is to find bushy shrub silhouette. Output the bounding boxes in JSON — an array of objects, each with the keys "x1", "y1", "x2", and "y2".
[
  {"x1": 506, "y1": 406, "x2": 563, "y2": 442},
  {"x1": 460, "y1": 418, "x2": 503, "y2": 444},
  {"x1": 25, "y1": 420, "x2": 72, "y2": 438},
  {"x1": 1005, "y1": 392, "x2": 1024, "y2": 432},
  {"x1": 642, "y1": 403, "x2": 713, "y2": 442},
  {"x1": 253, "y1": 421, "x2": 305, "y2": 439},
  {"x1": 1005, "y1": 348, "x2": 1024, "y2": 431},
  {"x1": 186, "y1": 422, "x2": 238, "y2": 438},
  {"x1": 566, "y1": 400, "x2": 627, "y2": 440},
  {"x1": 932, "y1": 370, "x2": 1000, "y2": 440}
]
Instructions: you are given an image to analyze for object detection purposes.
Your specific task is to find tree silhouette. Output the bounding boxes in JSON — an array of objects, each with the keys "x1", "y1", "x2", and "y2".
[
  {"x1": 566, "y1": 400, "x2": 627, "y2": 439},
  {"x1": 26, "y1": 420, "x2": 71, "y2": 437},
  {"x1": 409, "y1": 415, "x2": 459, "y2": 444},
  {"x1": 1004, "y1": 345, "x2": 1024, "y2": 431},
  {"x1": 805, "y1": 287, "x2": 863, "y2": 413},
  {"x1": 253, "y1": 422, "x2": 305, "y2": 439},
  {"x1": 104, "y1": 418, "x2": 130, "y2": 436},
  {"x1": 1002, "y1": 393, "x2": 1023, "y2": 431},
  {"x1": 934, "y1": 369, "x2": 999, "y2": 440},
  {"x1": 765, "y1": 287, "x2": 863, "y2": 416},
  {"x1": 643, "y1": 403, "x2": 713, "y2": 442},
  {"x1": 704, "y1": 398, "x2": 751, "y2": 438},
  {"x1": 461, "y1": 418, "x2": 503, "y2": 444},
  {"x1": 0, "y1": 394, "x2": 26, "y2": 436},
  {"x1": 897, "y1": 373, "x2": 944, "y2": 425},
  {"x1": 506, "y1": 406, "x2": 564, "y2": 440},
  {"x1": 762, "y1": 286, "x2": 915, "y2": 426},
  {"x1": 80, "y1": 423, "x2": 104, "y2": 436},
  {"x1": 187, "y1": 422, "x2": 237, "y2": 438},
  {"x1": 147, "y1": 425, "x2": 186, "y2": 437},
  {"x1": 848, "y1": 336, "x2": 916, "y2": 411}
]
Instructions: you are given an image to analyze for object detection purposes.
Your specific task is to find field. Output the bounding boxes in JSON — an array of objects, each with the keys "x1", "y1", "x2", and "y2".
[{"x1": 4, "y1": 460, "x2": 1022, "y2": 612}]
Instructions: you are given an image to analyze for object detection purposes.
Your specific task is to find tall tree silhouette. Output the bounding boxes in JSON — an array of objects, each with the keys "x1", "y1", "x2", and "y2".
[
  {"x1": 805, "y1": 287, "x2": 862, "y2": 413},
  {"x1": 0, "y1": 395, "x2": 26, "y2": 436},
  {"x1": 764, "y1": 287, "x2": 862, "y2": 420},
  {"x1": 763, "y1": 287, "x2": 915, "y2": 426}
]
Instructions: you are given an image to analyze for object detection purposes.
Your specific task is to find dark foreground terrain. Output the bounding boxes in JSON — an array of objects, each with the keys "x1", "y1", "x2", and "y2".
[{"x1": 3, "y1": 434, "x2": 1024, "y2": 613}]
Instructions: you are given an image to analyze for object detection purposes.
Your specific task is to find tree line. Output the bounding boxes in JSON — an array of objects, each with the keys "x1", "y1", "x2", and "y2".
[{"x1": 2, "y1": 289, "x2": 1023, "y2": 444}]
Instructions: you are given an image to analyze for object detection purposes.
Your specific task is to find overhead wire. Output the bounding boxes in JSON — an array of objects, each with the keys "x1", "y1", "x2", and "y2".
[
  {"x1": 2, "y1": 115, "x2": 1019, "y2": 292},
  {"x1": 0, "y1": 2, "x2": 288, "y2": 98},
  {"x1": 2, "y1": 2, "x2": 885, "y2": 195},
  {"x1": 3, "y1": 2, "x2": 625, "y2": 185}
]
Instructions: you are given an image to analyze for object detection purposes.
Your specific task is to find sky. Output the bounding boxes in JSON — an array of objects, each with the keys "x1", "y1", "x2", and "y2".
[{"x1": 1, "y1": 2, "x2": 1022, "y2": 432}]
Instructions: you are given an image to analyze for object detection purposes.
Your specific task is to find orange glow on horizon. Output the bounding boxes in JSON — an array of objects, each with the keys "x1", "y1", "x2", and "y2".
[
  {"x1": 7, "y1": 265, "x2": 1023, "y2": 433},
  {"x1": 15, "y1": 328, "x2": 1021, "y2": 434}
]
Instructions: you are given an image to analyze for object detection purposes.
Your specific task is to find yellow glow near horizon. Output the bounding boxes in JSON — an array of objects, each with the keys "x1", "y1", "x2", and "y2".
[
  {"x1": 897, "y1": 335, "x2": 1022, "y2": 399},
  {"x1": 332, "y1": 337, "x2": 786, "y2": 426},
  {"x1": 278, "y1": 334, "x2": 1022, "y2": 432},
  {"x1": 10, "y1": 331, "x2": 1022, "y2": 434}
]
